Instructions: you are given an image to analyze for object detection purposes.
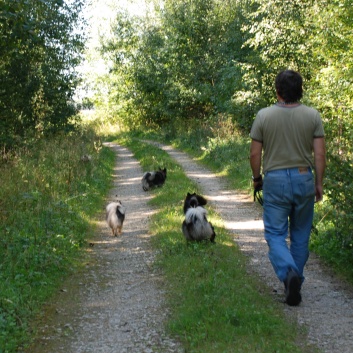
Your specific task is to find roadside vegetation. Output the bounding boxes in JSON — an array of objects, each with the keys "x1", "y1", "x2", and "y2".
[{"x1": 0, "y1": 125, "x2": 115, "y2": 352}]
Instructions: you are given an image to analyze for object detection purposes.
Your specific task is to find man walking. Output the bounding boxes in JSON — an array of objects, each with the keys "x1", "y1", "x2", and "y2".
[{"x1": 250, "y1": 70, "x2": 326, "y2": 306}]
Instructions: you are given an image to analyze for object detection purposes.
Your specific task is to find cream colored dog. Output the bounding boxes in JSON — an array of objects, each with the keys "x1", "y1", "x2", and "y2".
[{"x1": 106, "y1": 200, "x2": 126, "y2": 236}]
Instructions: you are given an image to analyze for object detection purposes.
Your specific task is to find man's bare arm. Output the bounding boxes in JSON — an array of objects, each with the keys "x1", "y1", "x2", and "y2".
[
  {"x1": 313, "y1": 137, "x2": 326, "y2": 202},
  {"x1": 250, "y1": 139, "x2": 263, "y2": 184}
]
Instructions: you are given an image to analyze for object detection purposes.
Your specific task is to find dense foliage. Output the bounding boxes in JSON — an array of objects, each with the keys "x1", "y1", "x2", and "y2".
[
  {"x1": 0, "y1": 0, "x2": 86, "y2": 151},
  {"x1": 90, "y1": 0, "x2": 353, "y2": 271},
  {"x1": 0, "y1": 126, "x2": 115, "y2": 351}
]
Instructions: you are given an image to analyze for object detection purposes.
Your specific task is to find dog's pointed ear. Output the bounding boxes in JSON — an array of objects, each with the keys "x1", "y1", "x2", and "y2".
[{"x1": 187, "y1": 192, "x2": 191, "y2": 196}]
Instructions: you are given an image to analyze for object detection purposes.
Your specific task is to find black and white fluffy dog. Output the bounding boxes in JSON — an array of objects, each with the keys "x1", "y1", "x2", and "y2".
[
  {"x1": 182, "y1": 192, "x2": 216, "y2": 243},
  {"x1": 106, "y1": 199, "x2": 126, "y2": 236},
  {"x1": 141, "y1": 168, "x2": 167, "y2": 191}
]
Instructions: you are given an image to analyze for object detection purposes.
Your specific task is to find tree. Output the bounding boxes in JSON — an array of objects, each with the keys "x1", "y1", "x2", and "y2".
[
  {"x1": 100, "y1": 0, "x2": 252, "y2": 131},
  {"x1": 0, "y1": 0, "x2": 86, "y2": 150}
]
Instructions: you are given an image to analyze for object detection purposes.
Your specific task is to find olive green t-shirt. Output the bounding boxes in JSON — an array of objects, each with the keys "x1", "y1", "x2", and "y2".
[{"x1": 250, "y1": 104, "x2": 325, "y2": 173}]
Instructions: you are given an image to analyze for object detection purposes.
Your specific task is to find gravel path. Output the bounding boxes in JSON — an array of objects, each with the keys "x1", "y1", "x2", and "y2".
[
  {"x1": 26, "y1": 141, "x2": 353, "y2": 353},
  {"x1": 26, "y1": 143, "x2": 183, "y2": 353}
]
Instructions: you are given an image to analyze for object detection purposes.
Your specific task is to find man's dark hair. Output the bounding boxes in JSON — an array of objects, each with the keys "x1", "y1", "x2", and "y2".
[{"x1": 275, "y1": 70, "x2": 303, "y2": 103}]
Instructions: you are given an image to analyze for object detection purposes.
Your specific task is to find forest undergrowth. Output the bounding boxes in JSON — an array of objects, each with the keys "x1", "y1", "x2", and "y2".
[{"x1": 0, "y1": 126, "x2": 115, "y2": 352}]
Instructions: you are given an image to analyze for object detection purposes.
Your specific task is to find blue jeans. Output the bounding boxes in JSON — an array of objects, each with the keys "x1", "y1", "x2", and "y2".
[{"x1": 263, "y1": 167, "x2": 315, "y2": 284}]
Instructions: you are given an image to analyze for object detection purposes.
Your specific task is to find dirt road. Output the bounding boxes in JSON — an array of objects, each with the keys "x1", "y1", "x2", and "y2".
[
  {"x1": 27, "y1": 141, "x2": 353, "y2": 353},
  {"x1": 26, "y1": 143, "x2": 183, "y2": 353}
]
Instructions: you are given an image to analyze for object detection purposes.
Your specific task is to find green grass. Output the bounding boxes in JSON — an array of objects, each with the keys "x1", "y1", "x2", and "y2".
[
  {"x1": 118, "y1": 135, "x2": 318, "y2": 353},
  {"x1": 0, "y1": 128, "x2": 115, "y2": 352}
]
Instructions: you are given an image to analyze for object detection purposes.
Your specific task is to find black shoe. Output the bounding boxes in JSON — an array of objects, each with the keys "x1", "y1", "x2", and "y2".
[{"x1": 284, "y1": 270, "x2": 302, "y2": 306}]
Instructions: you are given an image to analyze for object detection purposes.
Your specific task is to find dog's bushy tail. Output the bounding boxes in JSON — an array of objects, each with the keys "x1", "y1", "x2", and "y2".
[
  {"x1": 183, "y1": 206, "x2": 215, "y2": 242},
  {"x1": 106, "y1": 201, "x2": 126, "y2": 236},
  {"x1": 184, "y1": 206, "x2": 207, "y2": 224},
  {"x1": 142, "y1": 172, "x2": 154, "y2": 191},
  {"x1": 106, "y1": 201, "x2": 126, "y2": 215}
]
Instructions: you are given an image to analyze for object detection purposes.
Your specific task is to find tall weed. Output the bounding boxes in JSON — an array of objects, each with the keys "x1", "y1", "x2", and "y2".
[{"x1": 0, "y1": 128, "x2": 115, "y2": 352}]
